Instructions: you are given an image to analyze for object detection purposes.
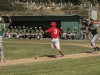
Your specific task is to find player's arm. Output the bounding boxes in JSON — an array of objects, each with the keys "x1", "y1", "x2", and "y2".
[
  {"x1": 88, "y1": 26, "x2": 92, "y2": 30},
  {"x1": 6, "y1": 14, "x2": 12, "y2": 24},
  {"x1": 59, "y1": 29, "x2": 61, "y2": 37},
  {"x1": 45, "y1": 30, "x2": 48, "y2": 33},
  {"x1": 88, "y1": 25, "x2": 96, "y2": 30},
  {"x1": 45, "y1": 28, "x2": 51, "y2": 33}
]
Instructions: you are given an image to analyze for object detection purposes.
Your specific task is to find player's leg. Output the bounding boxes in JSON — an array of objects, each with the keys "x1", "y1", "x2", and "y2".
[
  {"x1": 51, "y1": 39, "x2": 57, "y2": 49},
  {"x1": 51, "y1": 39, "x2": 55, "y2": 49},
  {"x1": 80, "y1": 30, "x2": 83, "y2": 40},
  {"x1": 0, "y1": 44, "x2": 5, "y2": 62},
  {"x1": 55, "y1": 38, "x2": 64, "y2": 56},
  {"x1": 95, "y1": 34, "x2": 100, "y2": 51},
  {"x1": 0, "y1": 36, "x2": 5, "y2": 62},
  {"x1": 91, "y1": 34, "x2": 99, "y2": 53},
  {"x1": 51, "y1": 43, "x2": 54, "y2": 49}
]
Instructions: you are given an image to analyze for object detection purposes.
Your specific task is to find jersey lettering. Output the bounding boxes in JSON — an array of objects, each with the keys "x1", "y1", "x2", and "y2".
[{"x1": 54, "y1": 29, "x2": 57, "y2": 34}]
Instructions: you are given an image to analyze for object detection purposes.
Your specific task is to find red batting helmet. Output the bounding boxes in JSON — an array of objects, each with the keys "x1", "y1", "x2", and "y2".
[{"x1": 50, "y1": 22, "x2": 56, "y2": 27}]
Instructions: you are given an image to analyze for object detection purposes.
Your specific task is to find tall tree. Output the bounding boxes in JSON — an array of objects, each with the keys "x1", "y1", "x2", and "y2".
[{"x1": 0, "y1": 0, "x2": 13, "y2": 11}]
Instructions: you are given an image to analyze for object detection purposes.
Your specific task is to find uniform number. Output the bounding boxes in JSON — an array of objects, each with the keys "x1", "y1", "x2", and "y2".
[{"x1": 54, "y1": 29, "x2": 57, "y2": 34}]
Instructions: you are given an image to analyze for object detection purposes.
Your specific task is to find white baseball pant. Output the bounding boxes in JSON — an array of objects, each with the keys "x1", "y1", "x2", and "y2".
[{"x1": 51, "y1": 38, "x2": 60, "y2": 50}]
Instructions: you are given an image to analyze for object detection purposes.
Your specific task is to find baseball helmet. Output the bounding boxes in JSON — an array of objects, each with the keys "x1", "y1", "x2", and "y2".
[{"x1": 50, "y1": 22, "x2": 56, "y2": 27}]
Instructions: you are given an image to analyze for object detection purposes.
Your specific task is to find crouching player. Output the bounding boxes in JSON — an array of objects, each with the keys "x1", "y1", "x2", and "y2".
[{"x1": 45, "y1": 22, "x2": 64, "y2": 56}]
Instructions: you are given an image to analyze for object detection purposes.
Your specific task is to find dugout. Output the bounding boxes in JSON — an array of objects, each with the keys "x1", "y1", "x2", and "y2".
[{"x1": 3, "y1": 15, "x2": 86, "y2": 38}]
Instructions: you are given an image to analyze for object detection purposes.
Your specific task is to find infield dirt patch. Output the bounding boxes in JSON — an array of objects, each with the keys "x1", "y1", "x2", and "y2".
[
  {"x1": 1, "y1": 41, "x2": 100, "y2": 66},
  {"x1": 0, "y1": 52, "x2": 100, "y2": 66}
]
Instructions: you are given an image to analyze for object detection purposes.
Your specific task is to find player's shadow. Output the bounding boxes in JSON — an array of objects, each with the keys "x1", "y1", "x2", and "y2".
[
  {"x1": 44, "y1": 55, "x2": 57, "y2": 58},
  {"x1": 85, "y1": 51, "x2": 92, "y2": 53}
]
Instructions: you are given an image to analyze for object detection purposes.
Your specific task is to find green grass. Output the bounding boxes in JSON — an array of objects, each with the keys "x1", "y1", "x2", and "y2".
[
  {"x1": 0, "y1": 56, "x2": 100, "y2": 75},
  {"x1": 2, "y1": 39, "x2": 93, "y2": 60},
  {"x1": 0, "y1": 39, "x2": 100, "y2": 75}
]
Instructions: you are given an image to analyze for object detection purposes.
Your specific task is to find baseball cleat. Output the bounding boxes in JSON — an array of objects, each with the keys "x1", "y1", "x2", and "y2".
[
  {"x1": 92, "y1": 51, "x2": 98, "y2": 54},
  {"x1": 1, "y1": 59, "x2": 6, "y2": 62}
]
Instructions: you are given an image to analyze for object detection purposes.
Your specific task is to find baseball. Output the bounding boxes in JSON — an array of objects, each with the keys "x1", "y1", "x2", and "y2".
[{"x1": 35, "y1": 55, "x2": 38, "y2": 59}]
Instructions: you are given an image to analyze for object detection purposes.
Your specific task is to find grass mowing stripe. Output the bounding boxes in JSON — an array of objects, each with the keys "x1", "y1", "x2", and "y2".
[
  {"x1": 0, "y1": 56, "x2": 100, "y2": 75},
  {"x1": 3, "y1": 43, "x2": 92, "y2": 59}
]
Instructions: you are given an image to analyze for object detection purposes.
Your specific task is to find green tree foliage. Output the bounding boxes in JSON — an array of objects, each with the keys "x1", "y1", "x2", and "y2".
[
  {"x1": 9, "y1": 0, "x2": 20, "y2": 2},
  {"x1": 20, "y1": 0, "x2": 99, "y2": 4},
  {"x1": 13, "y1": 3, "x2": 27, "y2": 11},
  {"x1": 0, "y1": 0, "x2": 27, "y2": 11},
  {"x1": 0, "y1": 0, "x2": 13, "y2": 11},
  {"x1": 91, "y1": 0, "x2": 98, "y2": 5}
]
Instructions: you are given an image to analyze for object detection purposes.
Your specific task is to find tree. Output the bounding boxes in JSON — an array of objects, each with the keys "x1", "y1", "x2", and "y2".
[
  {"x1": 0, "y1": 0, "x2": 13, "y2": 11},
  {"x1": 91, "y1": 0, "x2": 98, "y2": 5},
  {"x1": 9, "y1": 0, "x2": 20, "y2": 2}
]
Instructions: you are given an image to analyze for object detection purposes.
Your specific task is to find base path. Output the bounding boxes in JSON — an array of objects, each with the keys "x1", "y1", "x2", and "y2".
[{"x1": 0, "y1": 52, "x2": 100, "y2": 66}]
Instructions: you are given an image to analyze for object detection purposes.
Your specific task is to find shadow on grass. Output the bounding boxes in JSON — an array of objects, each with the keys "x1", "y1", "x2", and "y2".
[
  {"x1": 44, "y1": 55, "x2": 57, "y2": 58},
  {"x1": 85, "y1": 51, "x2": 92, "y2": 53}
]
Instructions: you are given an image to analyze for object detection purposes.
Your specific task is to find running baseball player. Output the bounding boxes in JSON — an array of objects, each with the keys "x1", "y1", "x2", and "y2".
[
  {"x1": 45, "y1": 22, "x2": 64, "y2": 56},
  {"x1": 0, "y1": 14, "x2": 12, "y2": 62},
  {"x1": 88, "y1": 18, "x2": 99, "y2": 53}
]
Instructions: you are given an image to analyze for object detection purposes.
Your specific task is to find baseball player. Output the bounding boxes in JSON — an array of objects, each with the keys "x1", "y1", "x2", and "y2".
[
  {"x1": 45, "y1": 22, "x2": 64, "y2": 56},
  {"x1": 80, "y1": 24, "x2": 87, "y2": 40},
  {"x1": 0, "y1": 14, "x2": 12, "y2": 62},
  {"x1": 39, "y1": 27, "x2": 44, "y2": 40},
  {"x1": 88, "y1": 18, "x2": 99, "y2": 53}
]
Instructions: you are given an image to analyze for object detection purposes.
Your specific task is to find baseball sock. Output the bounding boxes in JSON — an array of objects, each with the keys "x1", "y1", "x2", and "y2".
[
  {"x1": 94, "y1": 47, "x2": 97, "y2": 52},
  {"x1": 58, "y1": 50, "x2": 63, "y2": 54},
  {"x1": 96, "y1": 47, "x2": 99, "y2": 51},
  {"x1": 0, "y1": 48, "x2": 4, "y2": 60},
  {"x1": 54, "y1": 44, "x2": 57, "y2": 49}
]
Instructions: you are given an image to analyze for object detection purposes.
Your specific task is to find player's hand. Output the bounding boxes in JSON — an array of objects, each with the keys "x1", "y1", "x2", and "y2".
[{"x1": 6, "y1": 14, "x2": 10, "y2": 17}]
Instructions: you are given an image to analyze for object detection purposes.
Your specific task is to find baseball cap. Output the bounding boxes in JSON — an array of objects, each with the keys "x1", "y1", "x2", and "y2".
[
  {"x1": 35, "y1": 27, "x2": 37, "y2": 28},
  {"x1": 90, "y1": 18, "x2": 95, "y2": 20},
  {"x1": 39, "y1": 27, "x2": 41, "y2": 28},
  {"x1": 0, "y1": 17, "x2": 2, "y2": 21}
]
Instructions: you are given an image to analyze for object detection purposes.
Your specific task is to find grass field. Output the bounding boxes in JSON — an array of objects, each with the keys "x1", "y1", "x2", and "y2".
[
  {"x1": 0, "y1": 38, "x2": 100, "y2": 75},
  {"x1": 3, "y1": 39, "x2": 93, "y2": 59}
]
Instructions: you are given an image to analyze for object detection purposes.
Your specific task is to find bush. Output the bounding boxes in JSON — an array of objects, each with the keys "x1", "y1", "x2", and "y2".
[
  {"x1": 13, "y1": 3, "x2": 27, "y2": 11},
  {"x1": 72, "y1": 5, "x2": 80, "y2": 10},
  {"x1": 61, "y1": 6, "x2": 70, "y2": 10}
]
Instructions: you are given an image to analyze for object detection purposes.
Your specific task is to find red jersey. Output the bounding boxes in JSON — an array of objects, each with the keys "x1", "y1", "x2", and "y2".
[{"x1": 46, "y1": 27, "x2": 61, "y2": 38}]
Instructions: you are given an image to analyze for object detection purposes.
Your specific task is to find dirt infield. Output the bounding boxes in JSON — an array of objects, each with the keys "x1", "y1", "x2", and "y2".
[{"x1": 0, "y1": 52, "x2": 100, "y2": 66}]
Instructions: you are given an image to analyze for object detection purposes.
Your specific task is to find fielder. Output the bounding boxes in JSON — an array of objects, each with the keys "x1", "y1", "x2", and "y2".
[
  {"x1": 45, "y1": 22, "x2": 64, "y2": 56},
  {"x1": 0, "y1": 14, "x2": 12, "y2": 62},
  {"x1": 88, "y1": 18, "x2": 99, "y2": 53}
]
